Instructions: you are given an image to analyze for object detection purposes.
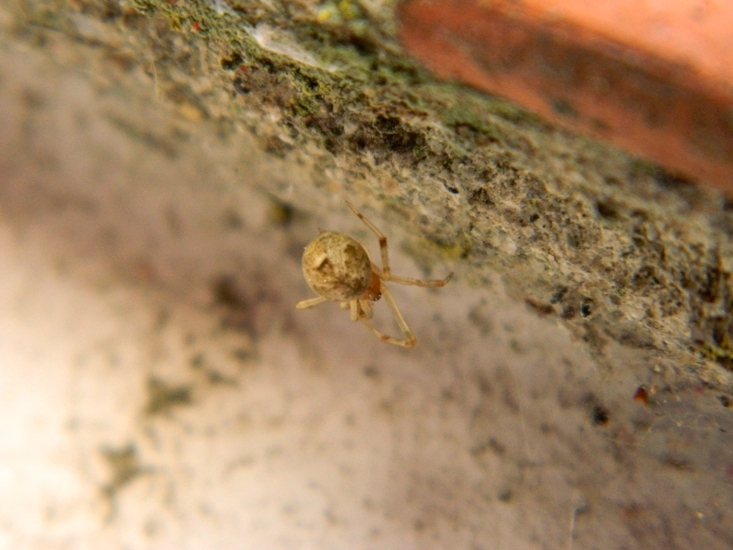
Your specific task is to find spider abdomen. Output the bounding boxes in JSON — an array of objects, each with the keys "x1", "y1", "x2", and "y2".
[{"x1": 302, "y1": 231, "x2": 372, "y2": 301}]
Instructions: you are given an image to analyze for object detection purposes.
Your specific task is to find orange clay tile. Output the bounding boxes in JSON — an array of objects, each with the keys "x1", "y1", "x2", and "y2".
[{"x1": 397, "y1": 0, "x2": 733, "y2": 194}]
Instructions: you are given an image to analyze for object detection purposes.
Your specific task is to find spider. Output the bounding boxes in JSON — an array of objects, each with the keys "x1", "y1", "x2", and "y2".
[{"x1": 296, "y1": 201, "x2": 453, "y2": 347}]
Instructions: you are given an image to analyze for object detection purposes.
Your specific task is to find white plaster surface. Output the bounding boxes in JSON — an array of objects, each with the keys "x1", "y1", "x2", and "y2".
[{"x1": 0, "y1": 34, "x2": 732, "y2": 550}]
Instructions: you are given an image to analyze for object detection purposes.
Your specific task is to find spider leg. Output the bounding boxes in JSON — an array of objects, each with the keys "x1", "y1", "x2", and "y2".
[
  {"x1": 296, "y1": 296, "x2": 329, "y2": 309},
  {"x1": 349, "y1": 300, "x2": 359, "y2": 321},
  {"x1": 357, "y1": 283, "x2": 417, "y2": 347},
  {"x1": 383, "y1": 271, "x2": 454, "y2": 287},
  {"x1": 380, "y1": 284, "x2": 417, "y2": 347},
  {"x1": 346, "y1": 202, "x2": 452, "y2": 288},
  {"x1": 346, "y1": 201, "x2": 391, "y2": 277},
  {"x1": 359, "y1": 299, "x2": 374, "y2": 319},
  {"x1": 359, "y1": 316, "x2": 416, "y2": 347}
]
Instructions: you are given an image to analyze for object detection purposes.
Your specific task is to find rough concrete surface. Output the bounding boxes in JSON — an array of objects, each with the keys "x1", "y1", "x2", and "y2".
[{"x1": 0, "y1": 0, "x2": 732, "y2": 549}]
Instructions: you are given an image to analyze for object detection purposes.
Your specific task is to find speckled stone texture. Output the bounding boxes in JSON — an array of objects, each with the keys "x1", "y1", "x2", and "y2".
[{"x1": 0, "y1": 1, "x2": 732, "y2": 548}]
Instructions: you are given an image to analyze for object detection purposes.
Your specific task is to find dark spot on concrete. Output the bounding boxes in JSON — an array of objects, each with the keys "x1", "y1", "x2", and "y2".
[
  {"x1": 443, "y1": 181, "x2": 459, "y2": 194},
  {"x1": 468, "y1": 187, "x2": 493, "y2": 206},
  {"x1": 263, "y1": 134, "x2": 293, "y2": 158},
  {"x1": 206, "y1": 369, "x2": 237, "y2": 386},
  {"x1": 233, "y1": 77, "x2": 251, "y2": 94},
  {"x1": 525, "y1": 298, "x2": 554, "y2": 316},
  {"x1": 661, "y1": 455, "x2": 693, "y2": 471},
  {"x1": 550, "y1": 286, "x2": 569, "y2": 304},
  {"x1": 633, "y1": 386, "x2": 649, "y2": 405},
  {"x1": 232, "y1": 347, "x2": 252, "y2": 362},
  {"x1": 222, "y1": 209, "x2": 244, "y2": 229},
  {"x1": 470, "y1": 438, "x2": 506, "y2": 457},
  {"x1": 145, "y1": 377, "x2": 192, "y2": 416},
  {"x1": 591, "y1": 404, "x2": 610, "y2": 426},
  {"x1": 700, "y1": 264, "x2": 723, "y2": 303},
  {"x1": 566, "y1": 224, "x2": 587, "y2": 248},
  {"x1": 632, "y1": 265, "x2": 661, "y2": 291},
  {"x1": 220, "y1": 52, "x2": 243, "y2": 70},
  {"x1": 468, "y1": 303, "x2": 493, "y2": 335},
  {"x1": 363, "y1": 365, "x2": 379, "y2": 379},
  {"x1": 560, "y1": 305, "x2": 576, "y2": 320},
  {"x1": 580, "y1": 298, "x2": 594, "y2": 317},
  {"x1": 596, "y1": 200, "x2": 619, "y2": 219},
  {"x1": 212, "y1": 276, "x2": 247, "y2": 309},
  {"x1": 268, "y1": 199, "x2": 294, "y2": 226},
  {"x1": 106, "y1": 114, "x2": 178, "y2": 158},
  {"x1": 21, "y1": 87, "x2": 45, "y2": 108},
  {"x1": 618, "y1": 329, "x2": 655, "y2": 349},
  {"x1": 98, "y1": 443, "x2": 149, "y2": 520},
  {"x1": 101, "y1": 444, "x2": 141, "y2": 491},
  {"x1": 189, "y1": 353, "x2": 204, "y2": 369}
]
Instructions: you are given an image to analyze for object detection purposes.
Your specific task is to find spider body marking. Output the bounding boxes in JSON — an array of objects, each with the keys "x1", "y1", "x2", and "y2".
[{"x1": 296, "y1": 201, "x2": 453, "y2": 347}]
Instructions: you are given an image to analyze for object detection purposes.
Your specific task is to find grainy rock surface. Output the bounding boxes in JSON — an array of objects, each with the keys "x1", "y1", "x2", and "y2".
[{"x1": 0, "y1": 1, "x2": 732, "y2": 548}]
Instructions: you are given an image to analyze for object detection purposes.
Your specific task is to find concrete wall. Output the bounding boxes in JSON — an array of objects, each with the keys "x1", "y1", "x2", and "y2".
[{"x1": 1, "y1": 1, "x2": 732, "y2": 548}]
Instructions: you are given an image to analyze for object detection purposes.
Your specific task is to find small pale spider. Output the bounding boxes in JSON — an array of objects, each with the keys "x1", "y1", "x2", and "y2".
[{"x1": 296, "y1": 201, "x2": 453, "y2": 347}]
